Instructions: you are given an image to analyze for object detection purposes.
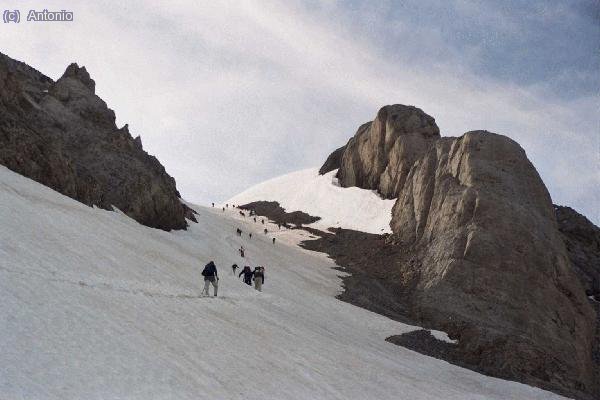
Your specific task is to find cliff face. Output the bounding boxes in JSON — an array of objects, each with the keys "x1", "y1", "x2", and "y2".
[
  {"x1": 391, "y1": 131, "x2": 595, "y2": 395},
  {"x1": 321, "y1": 105, "x2": 597, "y2": 398},
  {"x1": 0, "y1": 53, "x2": 195, "y2": 230},
  {"x1": 556, "y1": 205, "x2": 600, "y2": 298},
  {"x1": 336, "y1": 104, "x2": 439, "y2": 198}
]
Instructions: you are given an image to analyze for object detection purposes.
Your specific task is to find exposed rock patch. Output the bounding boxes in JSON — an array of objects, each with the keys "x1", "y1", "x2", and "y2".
[
  {"x1": 239, "y1": 201, "x2": 320, "y2": 228},
  {"x1": 0, "y1": 52, "x2": 195, "y2": 230},
  {"x1": 300, "y1": 227, "x2": 415, "y2": 324},
  {"x1": 386, "y1": 330, "x2": 460, "y2": 366}
]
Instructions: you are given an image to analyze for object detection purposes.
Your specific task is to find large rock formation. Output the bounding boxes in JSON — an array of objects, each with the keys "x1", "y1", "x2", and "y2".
[
  {"x1": 321, "y1": 105, "x2": 597, "y2": 399},
  {"x1": 0, "y1": 53, "x2": 195, "y2": 230},
  {"x1": 336, "y1": 104, "x2": 440, "y2": 198}
]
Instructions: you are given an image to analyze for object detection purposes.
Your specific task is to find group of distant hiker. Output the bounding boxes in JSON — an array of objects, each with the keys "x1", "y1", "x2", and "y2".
[
  {"x1": 200, "y1": 261, "x2": 266, "y2": 297},
  {"x1": 201, "y1": 202, "x2": 282, "y2": 297},
  {"x1": 232, "y1": 264, "x2": 265, "y2": 291}
]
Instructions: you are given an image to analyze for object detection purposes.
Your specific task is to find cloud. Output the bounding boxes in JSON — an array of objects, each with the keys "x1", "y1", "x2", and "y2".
[{"x1": 1, "y1": 0, "x2": 597, "y2": 224}]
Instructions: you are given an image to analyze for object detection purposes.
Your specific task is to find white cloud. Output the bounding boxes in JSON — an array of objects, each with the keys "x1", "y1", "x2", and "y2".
[{"x1": 1, "y1": 0, "x2": 597, "y2": 223}]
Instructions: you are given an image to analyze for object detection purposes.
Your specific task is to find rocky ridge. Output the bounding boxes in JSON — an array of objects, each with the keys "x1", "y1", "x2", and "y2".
[{"x1": 0, "y1": 52, "x2": 195, "y2": 230}]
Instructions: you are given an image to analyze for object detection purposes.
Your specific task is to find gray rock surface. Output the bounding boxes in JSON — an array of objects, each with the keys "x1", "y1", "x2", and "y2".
[
  {"x1": 390, "y1": 131, "x2": 595, "y2": 398},
  {"x1": 0, "y1": 52, "x2": 195, "y2": 230},
  {"x1": 335, "y1": 104, "x2": 439, "y2": 198},
  {"x1": 555, "y1": 205, "x2": 600, "y2": 298},
  {"x1": 321, "y1": 105, "x2": 598, "y2": 399}
]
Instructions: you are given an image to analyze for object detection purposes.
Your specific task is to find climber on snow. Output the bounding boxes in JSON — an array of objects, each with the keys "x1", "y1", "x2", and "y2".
[
  {"x1": 253, "y1": 266, "x2": 265, "y2": 292},
  {"x1": 239, "y1": 265, "x2": 253, "y2": 286},
  {"x1": 201, "y1": 261, "x2": 219, "y2": 297}
]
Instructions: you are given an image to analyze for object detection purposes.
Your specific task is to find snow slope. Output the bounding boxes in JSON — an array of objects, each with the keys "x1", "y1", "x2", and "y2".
[
  {"x1": 0, "y1": 166, "x2": 568, "y2": 400},
  {"x1": 227, "y1": 168, "x2": 395, "y2": 234}
]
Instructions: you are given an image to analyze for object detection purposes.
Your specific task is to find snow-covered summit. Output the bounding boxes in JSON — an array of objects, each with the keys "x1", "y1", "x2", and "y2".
[{"x1": 227, "y1": 168, "x2": 395, "y2": 234}]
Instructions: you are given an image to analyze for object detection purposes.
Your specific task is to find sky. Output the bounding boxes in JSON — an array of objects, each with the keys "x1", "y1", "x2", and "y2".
[{"x1": 1, "y1": 0, "x2": 598, "y2": 224}]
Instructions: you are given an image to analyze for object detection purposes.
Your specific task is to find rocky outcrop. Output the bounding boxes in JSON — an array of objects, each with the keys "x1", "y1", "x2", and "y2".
[
  {"x1": 333, "y1": 104, "x2": 439, "y2": 198},
  {"x1": 320, "y1": 105, "x2": 598, "y2": 399},
  {"x1": 0, "y1": 52, "x2": 195, "y2": 230},
  {"x1": 318, "y1": 145, "x2": 345, "y2": 175},
  {"x1": 390, "y1": 131, "x2": 595, "y2": 398},
  {"x1": 556, "y1": 205, "x2": 600, "y2": 299}
]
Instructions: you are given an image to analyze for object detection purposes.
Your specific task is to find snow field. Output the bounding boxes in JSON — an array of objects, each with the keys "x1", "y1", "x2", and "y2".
[
  {"x1": 227, "y1": 168, "x2": 395, "y2": 234},
  {"x1": 0, "y1": 166, "x2": 567, "y2": 399}
]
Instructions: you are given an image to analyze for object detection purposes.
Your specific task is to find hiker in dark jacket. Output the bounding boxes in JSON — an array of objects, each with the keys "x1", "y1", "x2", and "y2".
[
  {"x1": 239, "y1": 266, "x2": 253, "y2": 285},
  {"x1": 231, "y1": 263, "x2": 238, "y2": 275},
  {"x1": 239, "y1": 246, "x2": 245, "y2": 258},
  {"x1": 272, "y1": 237, "x2": 276, "y2": 244},
  {"x1": 253, "y1": 266, "x2": 265, "y2": 292},
  {"x1": 201, "y1": 261, "x2": 218, "y2": 297}
]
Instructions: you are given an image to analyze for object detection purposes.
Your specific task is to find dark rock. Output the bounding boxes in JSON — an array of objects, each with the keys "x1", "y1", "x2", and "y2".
[
  {"x1": 318, "y1": 145, "x2": 346, "y2": 175},
  {"x1": 239, "y1": 201, "x2": 320, "y2": 228},
  {"x1": 0, "y1": 52, "x2": 192, "y2": 231},
  {"x1": 555, "y1": 205, "x2": 600, "y2": 297},
  {"x1": 386, "y1": 330, "x2": 460, "y2": 366}
]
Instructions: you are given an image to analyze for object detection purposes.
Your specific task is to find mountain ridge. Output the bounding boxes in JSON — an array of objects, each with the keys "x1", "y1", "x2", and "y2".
[{"x1": 0, "y1": 52, "x2": 195, "y2": 230}]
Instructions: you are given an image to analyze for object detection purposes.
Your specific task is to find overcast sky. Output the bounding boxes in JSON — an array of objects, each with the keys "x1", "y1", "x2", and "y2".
[{"x1": 2, "y1": 0, "x2": 598, "y2": 223}]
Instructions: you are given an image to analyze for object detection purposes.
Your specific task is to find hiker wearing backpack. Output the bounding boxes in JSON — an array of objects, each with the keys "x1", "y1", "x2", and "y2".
[
  {"x1": 239, "y1": 246, "x2": 245, "y2": 258},
  {"x1": 201, "y1": 261, "x2": 219, "y2": 297},
  {"x1": 231, "y1": 263, "x2": 238, "y2": 275},
  {"x1": 239, "y1": 266, "x2": 253, "y2": 286},
  {"x1": 253, "y1": 266, "x2": 265, "y2": 292}
]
